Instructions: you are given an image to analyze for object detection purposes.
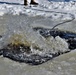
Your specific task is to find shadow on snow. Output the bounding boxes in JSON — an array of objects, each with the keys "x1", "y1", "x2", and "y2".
[{"x1": 0, "y1": 1, "x2": 23, "y2": 5}]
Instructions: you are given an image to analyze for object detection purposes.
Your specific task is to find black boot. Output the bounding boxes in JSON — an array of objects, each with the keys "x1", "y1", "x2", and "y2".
[
  {"x1": 30, "y1": 0, "x2": 38, "y2": 5},
  {"x1": 24, "y1": 0, "x2": 28, "y2": 6}
]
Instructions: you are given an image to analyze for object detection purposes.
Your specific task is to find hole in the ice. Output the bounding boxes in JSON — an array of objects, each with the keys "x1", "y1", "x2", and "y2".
[
  {"x1": 1, "y1": 43, "x2": 70, "y2": 65},
  {"x1": 34, "y1": 28, "x2": 76, "y2": 50},
  {"x1": 67, "y1": 39, "x2": 76, "y2": 50},
  {"x1": 0, "y1": 28, "x2": 76, "y2": 65}
]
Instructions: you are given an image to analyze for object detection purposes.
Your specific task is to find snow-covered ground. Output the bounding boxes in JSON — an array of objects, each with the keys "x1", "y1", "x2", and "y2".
[{"x1": 0, "y1": 0, "x2": 76, "y2": 20}]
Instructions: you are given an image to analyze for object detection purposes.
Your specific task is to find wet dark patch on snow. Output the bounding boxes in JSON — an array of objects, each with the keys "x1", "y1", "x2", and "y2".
[{"x1": 0, "y1": 28, "x2": 76, "y2": 65}]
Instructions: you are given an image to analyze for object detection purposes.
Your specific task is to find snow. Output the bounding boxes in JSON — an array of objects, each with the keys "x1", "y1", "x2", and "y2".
[{"x1": 0, "y1": 0, "x2": 76, "y2": 20}]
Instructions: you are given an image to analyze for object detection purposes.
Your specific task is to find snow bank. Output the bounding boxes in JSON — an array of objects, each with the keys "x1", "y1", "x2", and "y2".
[{"x1": 0, "y1": 0, "x2": 76, "y2": 20}]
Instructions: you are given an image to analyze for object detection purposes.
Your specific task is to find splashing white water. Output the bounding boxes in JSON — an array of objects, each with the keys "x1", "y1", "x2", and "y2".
[{"x1": 0, "y1": 15, "x2": 69, "y2": 55}]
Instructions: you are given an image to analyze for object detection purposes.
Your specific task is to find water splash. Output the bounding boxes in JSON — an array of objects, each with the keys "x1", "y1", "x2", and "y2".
[{"x1": 0, "y1": 15, "x2": 69, "y2": 55}]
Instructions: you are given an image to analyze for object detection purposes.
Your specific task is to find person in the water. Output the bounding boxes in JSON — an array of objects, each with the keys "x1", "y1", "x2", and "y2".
[{"x1": 24, "y1": 0, "x2": 38, "y2": 5}]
